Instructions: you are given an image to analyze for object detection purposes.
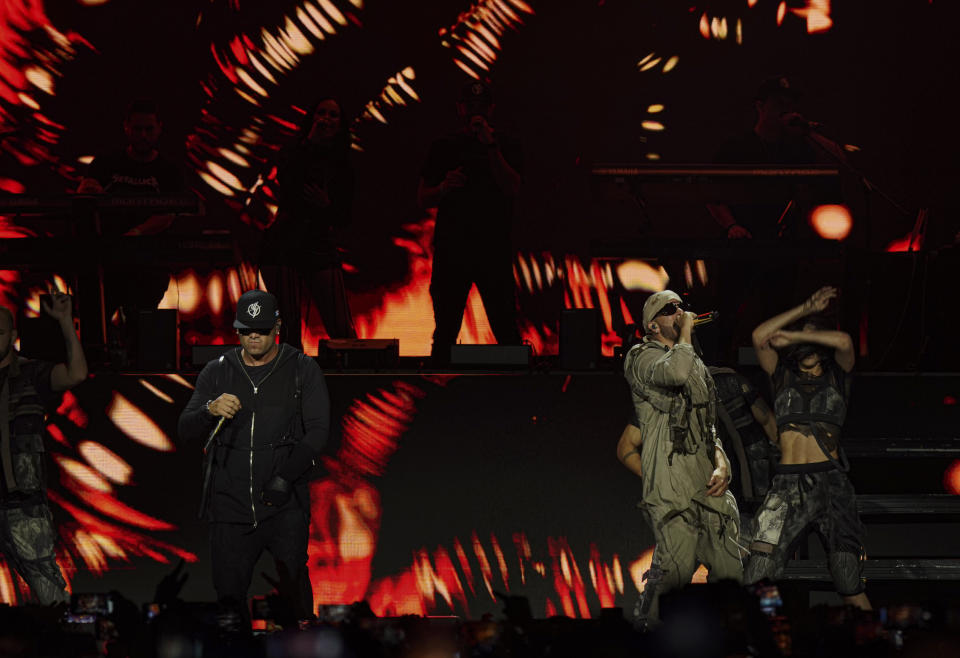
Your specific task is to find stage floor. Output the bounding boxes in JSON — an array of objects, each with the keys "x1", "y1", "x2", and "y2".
[{"x1": 14, "y1": 369, "x2": 960, "y2": 618}]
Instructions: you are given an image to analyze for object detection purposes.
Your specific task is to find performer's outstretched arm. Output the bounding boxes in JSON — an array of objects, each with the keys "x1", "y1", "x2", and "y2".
[
  {"x1": 764, "y1": 329, "x2": 855, "y2": 372},
  {"x1": 752, "y1": 286, "x2": 838, "y2": 375}
]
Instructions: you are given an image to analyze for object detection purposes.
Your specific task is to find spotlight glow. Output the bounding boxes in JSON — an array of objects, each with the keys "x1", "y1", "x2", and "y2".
[{"x1": 809, "y1": 204, "x2": 852, "y2": 240}]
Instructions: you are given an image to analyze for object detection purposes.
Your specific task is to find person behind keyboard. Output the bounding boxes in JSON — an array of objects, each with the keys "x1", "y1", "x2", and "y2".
[{"x1": 76, "y1": 99, "x2": 187, "y2": 366}]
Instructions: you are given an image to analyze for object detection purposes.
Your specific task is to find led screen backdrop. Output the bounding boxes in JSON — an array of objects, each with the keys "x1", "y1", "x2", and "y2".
[
  {"x1": 8, "y1": 370, "x2": 960, "y2": 617},
  {"x1": 2, "y1": 1, "x2": 958, "y2": 356}
]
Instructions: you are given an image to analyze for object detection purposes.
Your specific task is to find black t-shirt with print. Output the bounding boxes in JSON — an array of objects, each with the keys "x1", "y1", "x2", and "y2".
[{"x1": 85, "y1": 151, "x2": 185, "y2": 234}]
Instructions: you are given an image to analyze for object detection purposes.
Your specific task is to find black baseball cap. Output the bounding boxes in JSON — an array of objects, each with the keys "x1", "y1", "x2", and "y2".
[
  {"x1": 459, "y1": 80, "x2": 493, "y2": 105},
  {"x1": 234, "y1": 290, "x2": 280, "y2": 330},
  {"x1": 756, "y1": 76, "x2": 801, "y2": 102}
]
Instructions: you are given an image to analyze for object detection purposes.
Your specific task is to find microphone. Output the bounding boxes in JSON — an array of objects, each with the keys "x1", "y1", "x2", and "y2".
[
  {"x1": 693, "y1": 311, "x2": 719, "y2": 327},
  {"x1": 203, "y1": 417, "x2": 226, "y2": 455}
]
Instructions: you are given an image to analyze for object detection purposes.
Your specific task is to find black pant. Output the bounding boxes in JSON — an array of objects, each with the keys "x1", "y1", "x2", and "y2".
[
  {"x1": 210, "y1": 508, "x2": 312, "y2": 626},
  {"x1": 429, "y1": 244, "x2": 520, "y2": 360},
  {"x1": 261, "y1": 263, "x2": 356, "y2": 347}
]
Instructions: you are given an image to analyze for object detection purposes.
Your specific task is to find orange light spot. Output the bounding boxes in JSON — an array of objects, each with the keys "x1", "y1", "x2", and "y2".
[
  {"x1": 692, "y1": 565, "x2": 708, "y2": 583},
  {"x1": 106, "y1": 392, "x2": 175, "y2": 452},
  {"x1": 809, "y1": 204, "x2": 853, "y2": 240},
  {"x1": 638, "y1": 57, "x2": 662, "y2": 72},
  {"x1": 616, "y1": 260, "x2": 668, "y2": 292},
  {"x1": 641, "y1": 120, "x2": 665, "y2": 131},
  {"x1": 306, "y1": 2, "x2": 337, "y2": 34},
  {"x1": 699, "y1": 13, "x2": 711, "y2": 38},
  {"x1": 281, "y1": 16, "x2": 314, "y2": 55},
  {"x1": 78, "y1": 441, "x2": 133, "y2": 485},
  {"x1": 490, "y1": 533, "x2": 510, "y2": 592},
  {"x1": 695, "y1": 259, "x2": 709, "y2": 286},
  {"x1": 629, "y1": 547, "x2": 655, "y2": 592},
  {"x1": 24, "y1": 66, "x2": 54, "y2": 94},
  {"x1": 54, "y1": 455, "x2": 113, "y2": 493},
  {"x1": 164, "y1": 373, "x2": 194, "y2": 389},
  {"x1": 72, "y1": 529, "x2": 108, "y2": 575},
  {"x1": 318, "y1": 0, "x2": 348, "y2": 25},
  {"x1": 777, "y1": 2, "x2": 787, "y2": 25},
  {"x1": 296, "y1": 6, "x2": 326, "y2": 40},
  {"x1": 137, "y1": 378, "x2": 174, "y2": 403},
  {"x1": 944, "y1": 460, "x2": 960, "y2": 495},
  {"x1": 0, "y1": 567, "x2": 16, "y2": 604},
  {"x1": 612, "y1": 554, "x2": 625, "y2": 594},
  {"x1": 471, "y1": 532, "x2": 496, "y2": 600},
  {"x1": 199, "y1": 171, "x2": 235, "y2": 196}
]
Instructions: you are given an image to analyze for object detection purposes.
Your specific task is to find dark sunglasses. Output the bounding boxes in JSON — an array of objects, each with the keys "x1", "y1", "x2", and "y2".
[
  {"x1": 655, "y1": 301, "x2": 686, "y2": 318},
  {"x1": 237, "y1": 326, "x2": 273, "y2": 336}
]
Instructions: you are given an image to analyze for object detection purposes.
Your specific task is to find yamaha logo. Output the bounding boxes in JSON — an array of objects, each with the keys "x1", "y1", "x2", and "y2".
[{"x1": 247, "y1": 302, "x2": 261, "y2": 318}]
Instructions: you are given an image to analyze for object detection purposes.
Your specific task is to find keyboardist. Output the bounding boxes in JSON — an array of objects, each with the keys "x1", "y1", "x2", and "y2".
[
  {"x1": 708, "y1": 76, "x2": 833, "y2": 240},
  {"x1": 75, "y1": 98, "x2": 186, "y2": 365},
  {"x1": 705, "y1": 77, "x2": 846, "y2": 363},
  {"x1": 77, "y1": 98, "x2": 185, "y2": 237}
]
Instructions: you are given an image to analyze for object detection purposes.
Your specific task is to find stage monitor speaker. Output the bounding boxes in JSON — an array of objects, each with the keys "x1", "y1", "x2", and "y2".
[
  {"x1": 16, "y1": 316, "x2": 68, "y2": 364},
  {"x1": 449, "y1": 344, "x2": 531, "y2": 367},
  {"x1": 191, "y1": 343, "x2": 237, "y2": 366},
  {"x1": 560, "y1": 309, "x2": 600, "y2": 369},
  {"x1": 318, "y1": 339, "x2": 399, "y2": 369},
  {"x1": 137, "y1": 310, "x2": 179, "y2": 370}
]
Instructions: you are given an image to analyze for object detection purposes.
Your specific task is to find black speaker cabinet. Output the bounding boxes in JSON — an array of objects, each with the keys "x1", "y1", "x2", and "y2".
[
  {"x1": 560, "y1": 309, "x2": 600, "y2": 370},
  {"x1": 137, "y1": 309, "x2": 179, "y2": 370}
]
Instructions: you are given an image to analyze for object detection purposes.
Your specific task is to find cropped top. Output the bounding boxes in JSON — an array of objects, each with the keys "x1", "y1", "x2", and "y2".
[{"x1": 772, "y1": 360, "x2": 849, "y2": 452}]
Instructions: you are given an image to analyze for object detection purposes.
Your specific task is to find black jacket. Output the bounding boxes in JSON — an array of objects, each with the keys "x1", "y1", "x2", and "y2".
[{"x1": 178, "y1": 344, "x2": 330, "y2": 524}]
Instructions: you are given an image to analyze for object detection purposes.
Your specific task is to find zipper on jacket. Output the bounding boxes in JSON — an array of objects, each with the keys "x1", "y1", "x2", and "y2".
[
  {"x1": 237, "y1": 345, "x2": 285, "y2": 528},
  {"x1": 249, "y1": 411, "x2": 257, "y2": 527}
]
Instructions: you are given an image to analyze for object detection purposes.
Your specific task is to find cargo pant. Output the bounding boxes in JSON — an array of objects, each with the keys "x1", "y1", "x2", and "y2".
[
  {"x1": 0, "y1": 500, "x2": 69, "y2": 604},
  {"x1": 636, "y1": 500, "x2": 744, "y2": 625},
  {"x1": 744, "y1": 462, "x2": 866, "y2": 596}
]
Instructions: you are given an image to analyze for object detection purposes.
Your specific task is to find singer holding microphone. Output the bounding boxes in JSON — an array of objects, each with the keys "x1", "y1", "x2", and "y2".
[
  {"x1": 623, "y1": 290, "x2": 742, "y2": 628},
  {"x1": 418, "y1": 80, "x2": 523, "y2": 364},
  {"x1": 178, "y1": 290, "x2": 330, "y2": 628}
]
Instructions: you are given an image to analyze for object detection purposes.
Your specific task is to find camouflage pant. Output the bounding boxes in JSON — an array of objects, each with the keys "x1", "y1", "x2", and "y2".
[
  {"x1": 744, "y1": 462, "x2": 866, "y2": 595},
  {"x1": 0, "y1": 501, "x2": 69, "y2": 604}
]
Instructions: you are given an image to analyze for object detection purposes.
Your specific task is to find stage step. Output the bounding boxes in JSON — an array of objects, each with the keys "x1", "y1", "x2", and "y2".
[
  {"x1": 856, "y1": 494, "x2": 960, "y2": 516},
  {"x1": 844, "y1": 437, "x2": 960, "y2": 458},
  {"x1": 783, "y1": 559, "x2": 960, "y2": 582}
]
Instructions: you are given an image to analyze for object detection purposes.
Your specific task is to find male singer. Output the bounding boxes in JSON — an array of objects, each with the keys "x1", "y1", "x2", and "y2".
[
  {"x1": 418, "y1": 80, "x2": 524, "y2": 363},
  {"x1": 623, "y1": 290, "x2": 742, "y2": 626},
  {"x1": 178, "y1": 290, "x2": 330, "y2": 626}
]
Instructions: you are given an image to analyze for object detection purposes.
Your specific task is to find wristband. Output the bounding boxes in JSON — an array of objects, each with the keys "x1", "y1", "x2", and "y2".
[{"x1": 205, "y1": 399, "x2": 215, "y2": 415}]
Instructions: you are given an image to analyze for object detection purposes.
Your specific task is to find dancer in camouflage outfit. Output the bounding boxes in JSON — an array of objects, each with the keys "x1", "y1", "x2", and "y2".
[{"x1": 0, "y1": 295, "x2": 87, "y2": 604}]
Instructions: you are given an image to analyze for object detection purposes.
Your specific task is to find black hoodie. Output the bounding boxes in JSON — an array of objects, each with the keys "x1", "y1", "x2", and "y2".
[{"x1": 178, "y1": 344, "x2": 330, "y2": 524}]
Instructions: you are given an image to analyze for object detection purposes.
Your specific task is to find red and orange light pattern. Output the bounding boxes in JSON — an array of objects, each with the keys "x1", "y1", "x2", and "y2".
[
  {"x1": 699, "y1": 0, "x2": 831, "y2": 44},
  {"x1": 439, "y1": 0, "x2": 535, "y2": 80}
]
